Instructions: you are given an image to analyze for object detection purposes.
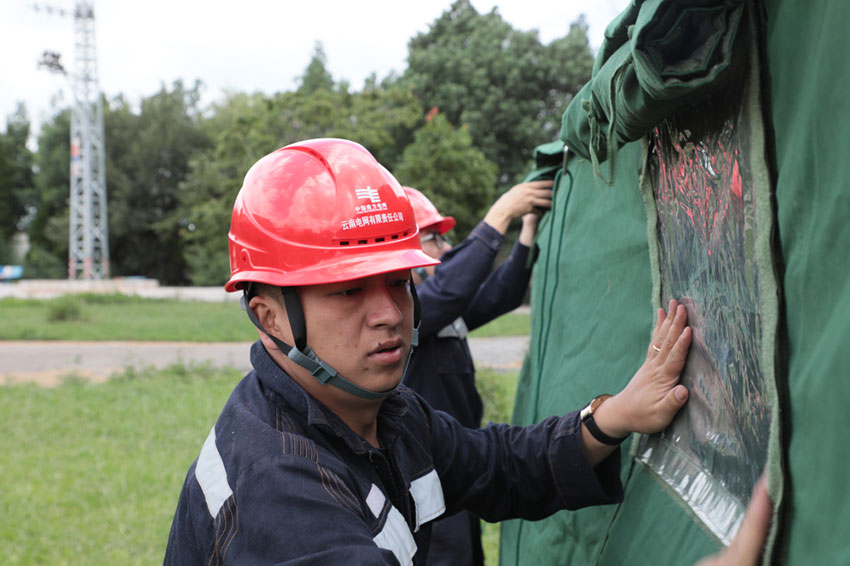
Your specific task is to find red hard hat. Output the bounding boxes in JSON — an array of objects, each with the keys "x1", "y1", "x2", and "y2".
[
  {"x1": 402, "y1": 186, "x2": 456, "y2": 235},
  {"x1": 225, "y1": 139, "x2": 439, "y2": 292}
]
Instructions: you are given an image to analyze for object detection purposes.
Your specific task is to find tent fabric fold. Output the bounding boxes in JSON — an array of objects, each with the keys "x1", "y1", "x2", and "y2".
[{"x1": 559, "y1": 0, "x2": 747, "y2": 182}]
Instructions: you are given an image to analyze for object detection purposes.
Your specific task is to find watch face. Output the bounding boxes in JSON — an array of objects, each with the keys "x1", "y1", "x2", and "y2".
[{"x1": 588, "y1": 394, "x2": 612, "y2": 416}]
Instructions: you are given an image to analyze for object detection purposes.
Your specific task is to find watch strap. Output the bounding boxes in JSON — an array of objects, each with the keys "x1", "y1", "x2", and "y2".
[{"x1": 581, "y1": 395, "x2": 629, "y2": 446}]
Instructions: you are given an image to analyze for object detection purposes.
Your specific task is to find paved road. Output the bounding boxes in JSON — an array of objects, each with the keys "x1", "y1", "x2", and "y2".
[
  {"x1": 0, "y1": 282, "x2": 531, "y2": 385},
  {"x1": 0, "y1": 336, "x2": 530, "y2": 386}
]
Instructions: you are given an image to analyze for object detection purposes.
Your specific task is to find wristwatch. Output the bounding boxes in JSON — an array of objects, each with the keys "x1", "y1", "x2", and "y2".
[{"x1": 580, "y1": 394, "x2": 629, "y2": 446}]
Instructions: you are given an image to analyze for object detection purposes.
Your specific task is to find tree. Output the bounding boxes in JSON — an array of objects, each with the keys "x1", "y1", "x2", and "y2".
[
  {"x1": 394, "y1": 111, "x2": 497, "y2": 240},
  {"x1": 403, "y1": 0, "x2": 594, "y2": 186},
  {"x1": 0, "y1": 104, "x2": 35, "y2": 263},
  {"x1": 177, "y1": 76, "x2": 422, "y2": 285},
  {"x1": 547, "y1": 16, "x2": 595, "y2": 101},
  {"x1": 105, "y1": 80, "x2": 212, "y2": 284},
  {"x1": 25, "y1": 108, "x2": 70, "y2": 278},
  {"x1": 323, "y1": 80, "x2": 423, "y2": 170},
  {"x1": 26, "y1": 83, "x2": 212, "y2": 283},
  {"x1": 297, "y1": 42, "x2": 336, "y2": 95}
]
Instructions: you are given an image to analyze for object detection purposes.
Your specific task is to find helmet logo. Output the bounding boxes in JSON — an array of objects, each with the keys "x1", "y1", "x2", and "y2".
[
  {"x1": 341, "y1": 185, "x2": 405, "y2": 232},
  {"x1": 355, "y1": 186, "x2": 382, "y2": 204},
  {"x1": 353, "y1": 186, "x2": 389, "y2": 215}
]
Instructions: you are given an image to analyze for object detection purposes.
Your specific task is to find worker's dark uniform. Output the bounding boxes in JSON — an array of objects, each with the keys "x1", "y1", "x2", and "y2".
[
  {"x1": 404, "y1": 221, "x2": 533, "y2": 566},
  {"x1": 164, "y1": 341, "x2": 623, "y2": 565}
]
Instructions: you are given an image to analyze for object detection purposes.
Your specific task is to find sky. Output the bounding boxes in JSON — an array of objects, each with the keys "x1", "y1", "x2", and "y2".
[{"x1": 1, "y1": 0, "x2": 627, "y2": 140}]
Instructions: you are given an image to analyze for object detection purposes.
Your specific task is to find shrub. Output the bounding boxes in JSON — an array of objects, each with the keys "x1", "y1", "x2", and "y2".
[{"x1": 46, "y1": 296, "x2": 86, "y2": 322}]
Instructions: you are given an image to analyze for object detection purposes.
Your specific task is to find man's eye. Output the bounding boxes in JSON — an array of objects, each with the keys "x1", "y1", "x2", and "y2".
[
  {"x1": 390, "y1": 279, "x2": 410, "y2": 288},
  {"x1": 338, "y1": 287, "x2": 362, "y2": 296}
]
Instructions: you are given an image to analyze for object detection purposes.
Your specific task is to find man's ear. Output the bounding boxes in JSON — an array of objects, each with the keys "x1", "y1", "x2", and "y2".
[{"x1": 248, "y1": 294, "x2": 288, "y2": 351}]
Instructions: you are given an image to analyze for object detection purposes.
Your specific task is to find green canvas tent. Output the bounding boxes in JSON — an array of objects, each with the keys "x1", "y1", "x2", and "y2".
[{"x1": 500, "y1": 0, "x2": 850, "y2": 563}]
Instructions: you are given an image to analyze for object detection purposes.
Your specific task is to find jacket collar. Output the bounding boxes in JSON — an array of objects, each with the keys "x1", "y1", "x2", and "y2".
[{"x1": 250, "y1": 340, "x2": 411, "y2": 454}]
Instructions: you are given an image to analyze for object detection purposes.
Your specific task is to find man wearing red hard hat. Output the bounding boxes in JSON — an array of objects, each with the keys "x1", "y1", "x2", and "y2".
[{"x1": 163, "y1": 138, "x2": 703, "y2": 565}]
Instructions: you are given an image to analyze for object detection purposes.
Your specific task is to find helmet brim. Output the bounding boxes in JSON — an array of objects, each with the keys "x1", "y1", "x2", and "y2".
[
  {"x1": 423, "y1": 216, "x2": 456, "y2": 235},
  {"x1": 226, "y1": 247, "x2": 439, "y2": 291}
]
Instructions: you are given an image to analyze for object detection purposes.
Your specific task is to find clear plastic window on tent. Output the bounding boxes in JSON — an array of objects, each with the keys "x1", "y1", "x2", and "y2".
[{"x1": 637, "y1": 91, "x2": 771, "y2": 545}]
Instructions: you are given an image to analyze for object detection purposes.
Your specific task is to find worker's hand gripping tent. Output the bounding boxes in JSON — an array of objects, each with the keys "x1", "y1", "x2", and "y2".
[
  {"x1": 225, "y1": 138, "x2": 438, "y2": 398},
  {"x1": 403, "y1": 186, "x2": 456, "y2": 234}
]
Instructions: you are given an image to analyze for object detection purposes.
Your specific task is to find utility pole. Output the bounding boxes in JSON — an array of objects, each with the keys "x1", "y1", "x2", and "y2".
[{"x1": 37, "y1": 1, "x2": 109, "y2": 280}]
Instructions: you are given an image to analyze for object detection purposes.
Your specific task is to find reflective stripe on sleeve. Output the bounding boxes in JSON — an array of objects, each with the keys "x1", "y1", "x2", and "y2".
[
  {"x1": 409, "y1": 469, "x2": 445, "y2": 531},
  {"x1": 366, "y1": 483, "x2": 386, "y2": 518},
  {"x1": 367, "y1": 483, "x2": 417, "y2": 566},
  {"x1": 195, "y1": 426, "x2": 233, "y2": 518}
]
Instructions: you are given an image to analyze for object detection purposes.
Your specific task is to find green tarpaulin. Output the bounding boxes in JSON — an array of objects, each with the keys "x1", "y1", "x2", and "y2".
[
  {"x1": 560, "y1": 0, "x2": 746, "y2": 182},
  {"x1": 500, "y1": 0, "x2": 850, "y2": 563}
]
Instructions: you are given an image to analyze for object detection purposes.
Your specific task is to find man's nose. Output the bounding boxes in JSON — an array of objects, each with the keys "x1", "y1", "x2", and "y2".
[{"x1": 366, "y1": 283, "x2": 405, "y2": 327}]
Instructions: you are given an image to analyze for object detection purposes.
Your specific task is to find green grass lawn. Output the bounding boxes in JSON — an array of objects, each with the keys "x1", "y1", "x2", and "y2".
[
  {"x1": 0, "y1": 364, "x2": 518, "y2": 566},
  {"x1": 468, "y1": 311, "x2": 530, "y2": 338},
  {"x1": 477, "y1": 367, "x2": 521, "y2": 565},
  {"x1": 0, "y1": 294, "x2": 530, "y2": 341},
  {"x1": 0, "y1": 293, "x2": 525, "y2": 565},
  {"x1": 0, "y1": 295, "x2": 531, "y2": 342},
  {"x1": 0, "y1": 295, "x2": 256, "y2": 341},
  {"x1": 0, "y1": 364, "x2": 243, "y2": 565}
]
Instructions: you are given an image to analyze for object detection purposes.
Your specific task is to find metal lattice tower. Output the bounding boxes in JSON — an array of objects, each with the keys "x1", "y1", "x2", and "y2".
[{"x1": 37, "y1": 1, "x2": 109, "y2": 279}]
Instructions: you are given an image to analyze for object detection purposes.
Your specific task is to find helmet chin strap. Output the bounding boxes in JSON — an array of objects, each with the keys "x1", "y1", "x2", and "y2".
[{"x1": 241, "y1": 282, "x2": 421, "y2": 400}]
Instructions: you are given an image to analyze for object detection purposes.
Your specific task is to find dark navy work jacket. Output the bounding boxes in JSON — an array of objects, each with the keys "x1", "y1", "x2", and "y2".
[
  {"x1": 406, "y1": 221, "x2": 532, "y2": 429},
  {"x1": 164, "y1": 341, "x2": 623, "y2": 565}
]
